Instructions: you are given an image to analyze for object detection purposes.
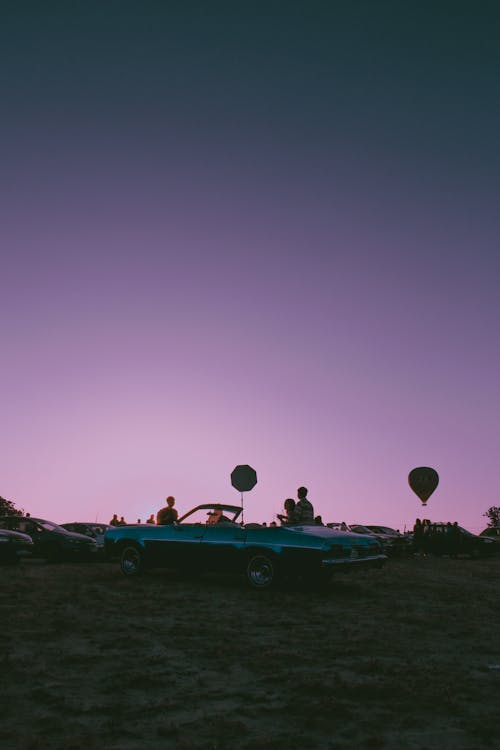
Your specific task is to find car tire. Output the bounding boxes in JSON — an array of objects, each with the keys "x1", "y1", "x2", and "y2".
[
  {"x1": 120, "y1": 544, "x2": 146, "y2": 576},
  {"x1": 246, "y1": 553, "x2": 278, "y2": 589}
]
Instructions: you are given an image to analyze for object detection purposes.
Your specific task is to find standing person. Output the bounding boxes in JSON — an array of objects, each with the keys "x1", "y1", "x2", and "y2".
[
  {"x1": 277, "y1": 498, "x2": 298, "y2": 525},
  {"x1": 157, "y1": 496, "x2": 178, "y2": 525},
  {"x1": 109, "y1": 513, "x2": 119, "y2": 527},
  {"x1": 295, "y1": 486, "x2": 314, "y2": 524},
  {"x1": 421, "y1": 519, "x2": 431, "y2": 555},
  {"x1": 118, "y1": 516, "x2": 127, "y2": 526},
  {"x1": 146, "y1": 514, "x2": 155, "y2": 525},
  {"x1": 413, "y1": 518, "x2": 423, "y2": 555}
]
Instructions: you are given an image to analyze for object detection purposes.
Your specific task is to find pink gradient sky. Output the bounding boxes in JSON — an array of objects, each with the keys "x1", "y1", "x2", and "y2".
[{"x1": 1, "y1": 3, "x2": 499, "y2": 532}]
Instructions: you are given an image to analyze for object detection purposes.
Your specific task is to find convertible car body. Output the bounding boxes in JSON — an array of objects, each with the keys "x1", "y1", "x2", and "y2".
[{"x1": 105, "y1": 503, "x2": 386, "y2": 588}]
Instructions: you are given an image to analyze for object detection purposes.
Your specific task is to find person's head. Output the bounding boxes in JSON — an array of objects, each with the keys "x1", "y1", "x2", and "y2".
[
  {"x1": 166, "y1": 496, "x2": 175, "y2": 507},
  {"x1": 284, "y1": 498, "x2": 295, "y2": 512},
  {"x1": 297, "y1": 486, "x2": 308, "y2": 500},
  {"x1": 415, "y1": 518, "x2": 421, "y2": 524}
]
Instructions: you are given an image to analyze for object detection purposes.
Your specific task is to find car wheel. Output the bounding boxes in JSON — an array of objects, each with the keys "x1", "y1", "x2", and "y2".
[
  {"x1": 120, "y1": 544, "x2": 146, "y2": 576},
  {"x1": 246, "y1": 553, "x2": 278, "y2": 589}
]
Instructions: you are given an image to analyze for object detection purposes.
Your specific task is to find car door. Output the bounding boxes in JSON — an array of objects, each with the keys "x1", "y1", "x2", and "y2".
[
  {"x1": 198, "y1": 524, "x2": 247, "y2": 572},
  {"x1": 145, "y1": 523, "x2": 204, "y2": 569}
]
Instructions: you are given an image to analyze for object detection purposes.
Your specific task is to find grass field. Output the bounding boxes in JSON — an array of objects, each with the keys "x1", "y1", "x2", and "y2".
[{"x1": 1, "y1": 556, "x2": 498, "y2": 750}]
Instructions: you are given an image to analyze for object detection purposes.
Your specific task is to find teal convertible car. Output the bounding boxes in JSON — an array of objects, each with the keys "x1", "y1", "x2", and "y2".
[{"x1": 105, "y1": 503, "x2": 386, "y2": 588}]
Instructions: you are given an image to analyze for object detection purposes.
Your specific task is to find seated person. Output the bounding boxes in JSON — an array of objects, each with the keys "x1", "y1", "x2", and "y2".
[
  {"x1": 277, "y1": 498, "x2": 298, "y2": 526},
  {"x1": 207, "y1": 509, "x2": 233, "y2": 525}
]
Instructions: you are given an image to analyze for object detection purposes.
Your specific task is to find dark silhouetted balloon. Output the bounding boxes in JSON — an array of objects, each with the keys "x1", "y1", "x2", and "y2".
[{"x1": 408, "y1": 467, "x2": 439, "y2": 506}]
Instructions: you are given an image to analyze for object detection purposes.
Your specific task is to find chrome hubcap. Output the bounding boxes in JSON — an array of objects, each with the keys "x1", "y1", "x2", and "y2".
[
  {"x1": 122, "y1": 548, "x2": 140, "y2": 574},
  {"x1": 248, "y1": 556, "x2": 274, "y2": 587}
]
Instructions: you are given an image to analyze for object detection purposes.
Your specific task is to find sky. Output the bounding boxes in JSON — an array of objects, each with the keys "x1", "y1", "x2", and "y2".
[{"x1": 1, "y1": 1, "x2": 499, "y2": 532}]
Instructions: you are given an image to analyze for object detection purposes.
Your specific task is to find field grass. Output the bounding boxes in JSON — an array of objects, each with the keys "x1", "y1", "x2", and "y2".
[{"x1": 1, "y1": 556, "x2": 498, "y2": 749}]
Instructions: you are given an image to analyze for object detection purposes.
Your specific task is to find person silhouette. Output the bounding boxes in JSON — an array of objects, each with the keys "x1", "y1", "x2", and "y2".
[
  {"x1": 294, "y1": 486, "x2": 314, "y2": 524},
  {"x1": 157, "y1": 496, "x2": 178, "y2": 525},
  {"x1": 277, "y1": 498, "x2": 297, "y2": 525}
]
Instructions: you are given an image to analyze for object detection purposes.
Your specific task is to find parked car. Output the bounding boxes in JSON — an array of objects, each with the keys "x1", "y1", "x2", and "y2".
[
  {"x1": 61, "y1": 522, "x2": 112, "y2": 557},
  {"x1": 105, "y1": 503, "x2": 386, "y2": 588},
  {"x1": 425, "y1": 523, "x2": 497, "y2": 558},
  {"x1": 349, "y1": 524, "x2": 409, "y2": 556},
  {"x1": 479, "y1": 526, "x2": 500, "y2": 541},
  {"x1": 0, "y1": 516, "x2": 98, "y2": 561},
  {"x1": 365, "y1": 525, "x2": 412, "y2": 556},
  {"x1": 0, "y1": 528, "x2": 34, "y2": 564}
]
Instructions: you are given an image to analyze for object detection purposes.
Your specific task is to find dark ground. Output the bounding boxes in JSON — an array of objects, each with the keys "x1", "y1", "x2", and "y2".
[{"x1": 1, "y1": 556, "x2": 499, "y2": 750}]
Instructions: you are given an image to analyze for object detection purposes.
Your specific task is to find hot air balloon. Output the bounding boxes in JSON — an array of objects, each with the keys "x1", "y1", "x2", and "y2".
[{"x1": 408, "y1": 467, "x2": 439, "y2": 506}]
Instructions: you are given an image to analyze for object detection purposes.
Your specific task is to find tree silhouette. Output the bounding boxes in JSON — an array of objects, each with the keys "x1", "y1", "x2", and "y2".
[
  {"x1": 483, "y1": 506, "x2": 500, "y2": 527},
  {"x1": 0, "y1": 495, "x2": 22, "y2": 516}
]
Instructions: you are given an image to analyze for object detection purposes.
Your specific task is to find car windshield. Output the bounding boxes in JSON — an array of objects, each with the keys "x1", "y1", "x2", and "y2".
[
  {"x1": 350, "y1": 525, "x2": 373, "y2": 534},
  {"x1": 39, "y1": 520, "x2": 68, "y2": 532},
  {"x1": 369, "y1": 526, "x2": 397, "y2": 535},
  {"x1": 179, "y1": 506, "x2": 241, "y2": 525},
  {"x1": 81, "y1": 525, "x2": 106, "y2": 535}
]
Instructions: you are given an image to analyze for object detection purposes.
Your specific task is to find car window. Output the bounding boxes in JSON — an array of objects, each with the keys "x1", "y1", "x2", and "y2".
[{"x1": 12, "y1": 520, "x2": 38, "y2": 534}]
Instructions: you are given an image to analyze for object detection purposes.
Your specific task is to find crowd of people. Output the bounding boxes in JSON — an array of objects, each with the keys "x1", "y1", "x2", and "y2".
[
  {"x1": 109, "y1": 497, "x2": 178, "y2": 527},
  {"x1": 412, "y1": 518, "x2": 462, "y2": 555}
]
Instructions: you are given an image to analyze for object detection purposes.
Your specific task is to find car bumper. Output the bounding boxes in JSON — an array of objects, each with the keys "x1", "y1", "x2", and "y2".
[{"x1": 321, "y1": 554, "x2": 387, "y2": 567}]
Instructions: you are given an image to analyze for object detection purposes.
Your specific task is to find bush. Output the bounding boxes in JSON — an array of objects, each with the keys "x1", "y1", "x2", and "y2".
[{"x1": 0, "y1": 495, "x2": 23, "y2": 516}]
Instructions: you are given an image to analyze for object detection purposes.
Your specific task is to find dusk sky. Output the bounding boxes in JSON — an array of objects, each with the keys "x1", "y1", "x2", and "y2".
[{"x1": 1, "y1": 2, "x2": 499, "y2": 531}]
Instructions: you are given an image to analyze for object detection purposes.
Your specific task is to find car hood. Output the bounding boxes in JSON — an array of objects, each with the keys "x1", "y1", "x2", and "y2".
[
  {"x1": 286, "y1": 526, "x2": 378, "y2": 545},
  {"x1": 63, "y1": 531, "x2": 97, "y2": 543},
  {"x1": 0, "y1": 529, "x2": 33, "y2": 543}
]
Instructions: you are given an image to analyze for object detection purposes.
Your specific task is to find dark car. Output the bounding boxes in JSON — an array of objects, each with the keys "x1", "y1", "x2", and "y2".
[
  {"x1": 479, "y1": 526, "x2": 500, "y2": 541},
  {"x1": 365, "y1": 525, "x2": 412, "y2": 556},
  {"x1": 0, "y1": 516, "x2": 98, "y2": 561},
  {"x1": 105, "y1": 503, "x2": 386, "y2": 588},
  {"x1": 61, "y1": 523, "x2": 112, "y2": 557},
  {"x1": 425, "y1": 523, "x2": 497, "y2": 558},
  {"x1": 348, "y1": 524, "x2": 393, "y2": 554},
  {"x1": 0, "y1": 528, "x2": 34, "y2": 564}
]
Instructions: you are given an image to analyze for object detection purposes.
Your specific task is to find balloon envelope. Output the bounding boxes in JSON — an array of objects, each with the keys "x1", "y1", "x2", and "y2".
[{"x1": 408, "y1": 467, "x2": 439, "y2": 504}]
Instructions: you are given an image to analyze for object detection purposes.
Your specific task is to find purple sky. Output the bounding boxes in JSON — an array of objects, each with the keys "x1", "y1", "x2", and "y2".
[{"x1": 1, "y1": 3, "x2": 499, "y2": 531}]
